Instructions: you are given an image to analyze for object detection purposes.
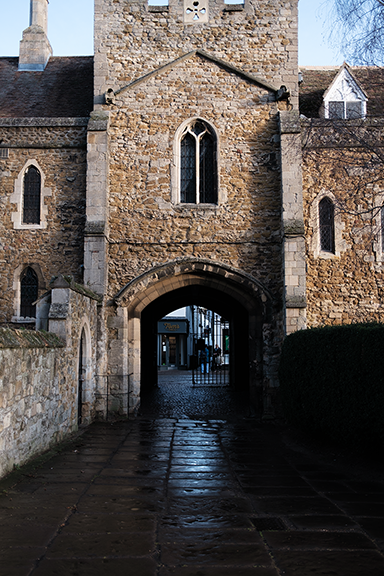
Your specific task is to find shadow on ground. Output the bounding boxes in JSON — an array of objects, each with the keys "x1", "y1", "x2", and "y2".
[{"x1": 1, "y1": 373, "x2": 384, "y2": 576}]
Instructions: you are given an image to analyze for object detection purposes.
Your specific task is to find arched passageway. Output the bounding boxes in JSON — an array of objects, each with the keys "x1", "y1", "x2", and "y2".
[
  {"x1": 141, "y1": 285, "x2": 250, "y2": 395},
  {"x1": 113, "y1": 260, "x2": 275, "y2": 416}
]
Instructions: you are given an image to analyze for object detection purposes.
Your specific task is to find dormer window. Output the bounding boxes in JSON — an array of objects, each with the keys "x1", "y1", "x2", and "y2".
[
  {"x1": 323, "y1": 64, "x2": 367, "y2": 120},
  {"x1": 328, "y1": 100, "x2": 365, "y2": 120}
]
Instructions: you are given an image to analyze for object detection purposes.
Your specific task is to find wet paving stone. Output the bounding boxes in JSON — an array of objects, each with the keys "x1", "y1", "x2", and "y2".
[
  {"x1": 167, "y1": 497, "x2": 255, "y2": 516},
  {"x1": 243, "y1": 486, "x2": 319, "y2": 497},
  {"x1": 45, "y1": 531, "x2": 156, "y2": 558},
  {"x1": 62, "y1": 512, "x2": 157, "y2": 533},
  {"x1": 0, "y1": 547, "x2": 47, "y2": 576},
  {"x1": 76, "y1": 494, "x2": 166, "y2": 514},
  {"x1": 160, "y1": 541, "x2": 272, "y2": 566},
  {"x1": 357, "y1": 518, "x2": 384, "y2": 543},
  {"x1": 158, "y1": 568, "x2": 279, "y2": 576},
  {"x1": 303, "y1": 479, "x2": 354, "y2": 492},
  {"x1": 1, "y1": 381, "x2": 384, "y2": 575},
  {"x1": 288, "y1": 514, "x2": 359, "y2": 531},
  {"x1": 160, "y1": 514, "x2": 255, "y2": 529},
  {"x1": 251, "y1": 496, "x2": 343, "y2": 516},
  {"x1": 158, "y1": 526, "x2": 264, "y2": 544},
  {"x1": 86, "y1": 484, "x2": 163, "y2": 496},
  {"x1": 263, "y1": 530, "x2": 377, "y2": 549},
  {"x1": 32, "y1": 558, "x2": 158, "y2": 576},
  {"x1": 335, "y1": 501, "x2": 384, "y2": 516},
  {"x1": 273, "y1": 550, "x2": 384, "y2": 575},
  {"x1": 0, "y1": 522, "x2": 58, "y2": 547}
]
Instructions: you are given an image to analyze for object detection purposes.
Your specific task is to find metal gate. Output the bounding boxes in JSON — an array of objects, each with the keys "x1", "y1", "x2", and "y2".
[{"x1": 191, "y1": 306, "x2": 230, "y2": 387}]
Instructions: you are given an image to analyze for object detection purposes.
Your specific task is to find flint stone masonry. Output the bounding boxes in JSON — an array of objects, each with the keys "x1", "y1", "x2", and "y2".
[
  {"x1": 0, "y1": 123, "x2": 87, "y2": 322},
  {"x1": 84, "y1": 6, "x2": 297, "y2": 414},
  {"x1": 0, "y1": 328, "x2": 66, "y2": 478},
  {"x1": 302, "y1": 119, "x2": 384, "y2": 326},
  {"x1": 94, "y1": 0, "x2": 298, "y2": 107},
  {"x1": 0, "y1": 0, "x2": 308, "y2": 431},
  {"x1": 104, "y1": 54, "x2": 285, "y2": 300},
  {"x1": 0, "y1": 284, "x2": 99, "y2": 480}
]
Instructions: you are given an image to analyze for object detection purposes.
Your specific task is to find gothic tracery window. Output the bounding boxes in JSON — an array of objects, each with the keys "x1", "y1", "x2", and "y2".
[
  {"x1": 319, "y1": 196, "x2": 335, "y2": 253},
  {"x1": 20, "y1": 267, "x2": 38, "y2": 318},
  {"x1": 180, "y1": 120, "x2": 217, "y2": 204},
  {"x1": 23, "y1": 165, "x2": 41, "y2": 224}
]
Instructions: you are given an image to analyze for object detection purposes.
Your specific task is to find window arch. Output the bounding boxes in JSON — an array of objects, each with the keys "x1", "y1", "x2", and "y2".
[
  {"x1": 23, "y1": 166, "x2": 41, "y2": 224},
  {"x1": 179, "y1": 120, "x2": 218, "y2": 204},
  {"x1": 20, "y1": 267, "x2": 38, "y2": 318},
  {"x1": 319, "y1": 197, "x2": 335, "y2": 253},
  {"x1": 310, "y1": 191, "x2": 347, "y2": 258},
  {"x1": 11, "y1": 160, "x2": 51, "y2": 229}
]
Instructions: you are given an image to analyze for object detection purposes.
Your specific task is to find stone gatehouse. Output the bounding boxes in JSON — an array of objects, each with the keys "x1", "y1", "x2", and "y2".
[{"x1": 0, "y1": 0, "x2": 384, "y2": 474}]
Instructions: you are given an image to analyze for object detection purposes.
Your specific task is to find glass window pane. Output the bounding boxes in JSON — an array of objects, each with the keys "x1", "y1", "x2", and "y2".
[
  {"x1": 20, "y1": 267, "x2": 38, "y2": 318},
  {"x1": 328, "y1": 101, "x2": 345, "y2": 119},
  {"x1": 180, "y1": 133, "x2": 196, "y2": 203},
  {"x1": 319, "y1": 197, "x2": 335, "y2": 252},
  {"x1": 23, "y1": 166, "x2": 41, "y2": 224},
  {"x1": 346, "y1": 101, "x2": 362, "y2": 119},
  {"x1": 199, "y1": 132, "x2": 217, "y2": 204}
]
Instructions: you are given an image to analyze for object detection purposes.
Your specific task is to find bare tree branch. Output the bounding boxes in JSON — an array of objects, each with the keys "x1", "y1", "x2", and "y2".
[{"x1": 325, "y1": 0, "x2": 384, "y2": 65}]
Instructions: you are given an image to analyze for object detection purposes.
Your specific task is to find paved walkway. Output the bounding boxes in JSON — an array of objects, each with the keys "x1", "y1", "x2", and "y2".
[{"x1": 1, "y1": 378, "x2": 384, "y2": 575}]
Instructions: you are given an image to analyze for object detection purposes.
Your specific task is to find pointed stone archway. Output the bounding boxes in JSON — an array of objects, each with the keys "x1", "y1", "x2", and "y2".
[{"x1": 109, "y1": 259, "x2": 278, "y2": 417}]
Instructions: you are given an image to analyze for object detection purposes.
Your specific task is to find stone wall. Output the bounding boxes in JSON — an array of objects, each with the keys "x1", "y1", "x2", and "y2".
[
  {"x1": 106, "y1": 55, "x2": 285, "y2": 300},
  {"x1": 0, "y1": 118, "x2": 88, "y2": 323},
  {"x1": 0, "y1": 282, "x2": 99, "y2": 479},
  {"x1": 84, "y1": 22, "x2": 297, "y2": 414},
  {"x1": 94, "y1": 0, "x2": 299, "y2": 107},
  {"x1": 302, "y1": 118, "x2": 384, "y2": 326}
]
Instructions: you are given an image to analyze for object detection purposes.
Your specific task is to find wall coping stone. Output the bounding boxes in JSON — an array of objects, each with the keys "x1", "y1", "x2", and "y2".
[
  {"x1": 280, "y1": 110, "x2": 301, "y2": 134},
  {"x1": 301, "y1": 117, "x2": 384, "y2": 128},
  {"x1": 283, "y1": 218, "x2": 305, "y2": 236},
  {"x1": 88, "y1": 110, "x2": 109, "y2": 131},
  {"x1": 148, "y1": 5, "x2": 169, "y2": 12},
  {"x1": 286, "y1": 295, "x2": 307, "y2": 309},
  {"x1": 50, "y1": 274, "x2": 103, "y2": 302},
  {"x1": 0, "y1": 327, "x2": 64, "y2": 349},
  {"x1": 0, "y1": 117, "x2": 89, "y2": 127},
  {"x1": 223, "y1": 4, "x2": 245, "y2": 11},
  {"x1": 112, "y1": 50, "x2": 279, "y2": 99}
]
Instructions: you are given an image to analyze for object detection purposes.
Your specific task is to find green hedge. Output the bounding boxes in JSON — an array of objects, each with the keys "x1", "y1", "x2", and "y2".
[{"x1": 279, "y1": 324, "x2": 384, "y2": 449}]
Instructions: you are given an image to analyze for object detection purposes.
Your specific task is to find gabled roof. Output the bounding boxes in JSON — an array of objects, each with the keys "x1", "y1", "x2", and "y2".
[
  {"x1": 112, "y1": 50, "x2": 280, "y2": 99},
  {"x1": 322, "y1": 63, "x2": 368, "y2": 102},
  {"x1": 0, "y1": 57, "x2": 93, "y2": 118},
  {"x1": 299, "y1": 64, "x2": 384, "y2": 118}
]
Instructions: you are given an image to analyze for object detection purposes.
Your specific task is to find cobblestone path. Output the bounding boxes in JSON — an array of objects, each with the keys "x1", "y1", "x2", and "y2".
[{"x1": 1, "y1": 377, "x2": 384, "y2": 575}]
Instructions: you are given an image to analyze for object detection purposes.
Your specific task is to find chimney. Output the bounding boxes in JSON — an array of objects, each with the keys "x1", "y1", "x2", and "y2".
[{"x1": 19, "y1": 0, "x2": 52, "y2": 71}]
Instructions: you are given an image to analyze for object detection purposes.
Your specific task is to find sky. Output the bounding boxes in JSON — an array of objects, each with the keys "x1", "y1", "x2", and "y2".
[{"x1": 0, "y1": 0, "x2": 343, "y2": 66}]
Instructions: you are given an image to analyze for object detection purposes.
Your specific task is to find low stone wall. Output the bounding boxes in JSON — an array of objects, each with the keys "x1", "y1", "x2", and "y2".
[
  {"x1": 0, "y1": 280, "x2": 100, "y2": 479},
  {"x1": 0, "y1": 329, "x2": 71, "y2": 478}
]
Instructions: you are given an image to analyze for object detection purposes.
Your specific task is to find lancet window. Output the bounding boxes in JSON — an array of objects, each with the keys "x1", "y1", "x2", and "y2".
[{"x1": 180, "y1": 120, "x2": 218, "y2": 204}]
